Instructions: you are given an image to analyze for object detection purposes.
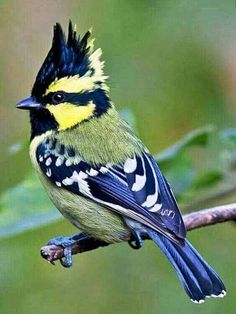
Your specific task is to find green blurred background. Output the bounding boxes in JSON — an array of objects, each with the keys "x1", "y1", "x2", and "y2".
[{"x1": 1, "y1": 1, "x2": 236, "y2": 313}]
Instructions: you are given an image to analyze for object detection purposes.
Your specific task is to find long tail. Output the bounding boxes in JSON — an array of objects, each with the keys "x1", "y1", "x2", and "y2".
[{"x1": 146, "y1": 229, "x2": 226, "y2": 303}]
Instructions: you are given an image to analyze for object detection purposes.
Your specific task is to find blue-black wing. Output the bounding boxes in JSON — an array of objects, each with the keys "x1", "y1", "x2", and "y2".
[
  {"x1": 123, "y1": 151, "x2": 186, "y2": 238},
  {"x1": 36, "y1": 140, "x2": 185, "y2": 243}
]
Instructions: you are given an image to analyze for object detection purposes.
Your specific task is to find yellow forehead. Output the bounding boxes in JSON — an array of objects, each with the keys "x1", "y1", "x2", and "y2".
[{"x1": 45, "y1": 75, "x2": 95, "y2": 95}]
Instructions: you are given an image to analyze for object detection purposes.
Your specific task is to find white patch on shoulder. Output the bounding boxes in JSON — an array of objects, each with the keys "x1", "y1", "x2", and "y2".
[
  {"x1": 56, "y1": 158, "x2": 64, "y2": 167},
  {"x1": 65, "y1": 159, "x2": 72, "y2": 167},
  {"x1": 29, "y1": 130, "x2": 53, "y2": 172},
  {"x1": 132, "y1": 174, "x2": 146, "y2": 192},
  {"x1": 149, "y1": 203, "x2": 162, "y2": 213},
  {"x1": 46, "y1": 157, "x2": 52, "y2": 166},
  {"x1": 44, "y1": 152, "x2": 50, "y2": 158},
  {"x1": 124, "y1": 157, "x2": 137, "y2": 173}
]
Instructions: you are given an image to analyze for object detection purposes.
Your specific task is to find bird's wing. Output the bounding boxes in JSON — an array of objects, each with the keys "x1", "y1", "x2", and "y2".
[
  {"x1": 122, "y1": 151, "x2": 186, "y2": 239},
  {"x1": 36, "y1": 141, "x2": 185, "y2": 243}
]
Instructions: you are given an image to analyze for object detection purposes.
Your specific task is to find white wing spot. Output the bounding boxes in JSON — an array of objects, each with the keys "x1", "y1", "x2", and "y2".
[
  {"x1": 132, "y1": 174, "x2": 146, "y2": 192},
  {"x1": 100, "y1": 166, "x2": 108, "y2": 174},
  {"x1": 140, "y1": 153, "x2": 159, "y2": 208},
  {"x1": 46, "y1": 157, "x2": 52, "y2": 166},
  {"x1": 87, "y1": 169, "x2": 99, "y2": 176},
  {"x1": 55, "y1": 181, "x2": 62, "y2": 187},
  {"x1": 62, "y1": 177, "x2": 73, "y2": 186},
  {"x1": 56, "y1": 158, "x2": 63, "y2": 167},
  {"x1": 65, "y1": 159, "x2": 72, "y2": 167},
  {"x1": 46, "y1": 168, "x2": 52, "y2": 177},
  {"x1": 61, "y1": 171, "x2": 90, "y2": 195},
  {"x1": 71, "y1": 171, "x2": 90, "y2": 194},
  {"x1": 77, "y1": 171, "x2": 88, "y2": 180},
  {"x1": 149, "y1": 203, "x2": 162, "y2": 213},
  {"x1": 124, "y1": 157, "x2": 137, "y2": 173},
  {"x1": 39, "y1": 155, "x2": 43, "y2": 162},
  {"x1": 142, "y1": 194, "x2": 158, "y2": 208}
]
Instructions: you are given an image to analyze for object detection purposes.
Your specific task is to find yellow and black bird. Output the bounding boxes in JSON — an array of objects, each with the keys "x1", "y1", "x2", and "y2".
[{"x1": 17, "y1": 21, "x2": 226, "y2": 303}]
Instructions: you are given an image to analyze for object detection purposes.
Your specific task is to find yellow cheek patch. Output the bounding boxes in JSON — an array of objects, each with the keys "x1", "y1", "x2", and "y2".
[
  {"x1": 45, "y1": 75, "x2": 96, "y2": 95},
  {"x1": 47, "y1": 102, "x2": 95, "y2": 130}
]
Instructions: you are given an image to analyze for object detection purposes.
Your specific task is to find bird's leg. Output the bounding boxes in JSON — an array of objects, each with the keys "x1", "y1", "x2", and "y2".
[
  {"x1": 45, "y1": 233, "x2": 108, "y2": 267},
  {"x1": 46, "y1": 233, "x2": 84, "y2": 267},
  {"x1": 128, "y1": 229, "x2": 144, "y2": 250},
  {"x1": 123, "y1": 217, "x2": 144, "y2": 250}
]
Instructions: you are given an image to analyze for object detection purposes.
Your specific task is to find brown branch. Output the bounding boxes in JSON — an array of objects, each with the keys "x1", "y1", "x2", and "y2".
[
  {"x1": 40, "y1": 203, "x2": 236, "y2": 264},
  {"x1": 183, "y1": 203, "x2": 236, "y2": 230}
]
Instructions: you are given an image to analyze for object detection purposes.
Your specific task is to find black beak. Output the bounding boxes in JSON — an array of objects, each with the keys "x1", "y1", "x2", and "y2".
[{"x1": 16, "y1": 97, "x2": 43, "y2": 110}]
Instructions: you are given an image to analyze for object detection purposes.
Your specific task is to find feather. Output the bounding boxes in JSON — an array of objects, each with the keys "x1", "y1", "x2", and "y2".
[
  {"x1": 146, "y1": 228, "x2": 226, "y2": 303},
  {"x1": 36, "y1": 141, "x2": 183, "y2": 244}
]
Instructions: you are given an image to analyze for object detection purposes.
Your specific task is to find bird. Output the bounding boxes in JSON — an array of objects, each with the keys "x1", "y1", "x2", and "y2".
[{"x1": 16, "y1": 21, "x2": 226, "y2": 303}]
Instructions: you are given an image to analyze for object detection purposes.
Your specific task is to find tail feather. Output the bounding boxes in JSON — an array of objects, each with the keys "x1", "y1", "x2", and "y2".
[
  {"x1": 146, "y1": 229, "x2": 226, "y2": 303},
  {"x1": 186, "y1": 241, "x2": 226, "y2": 297}
]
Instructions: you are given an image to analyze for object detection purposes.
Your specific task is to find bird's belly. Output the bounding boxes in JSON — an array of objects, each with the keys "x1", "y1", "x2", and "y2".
[{"x1": 40, "y1": 174, "x2": 131, "y2": 243}]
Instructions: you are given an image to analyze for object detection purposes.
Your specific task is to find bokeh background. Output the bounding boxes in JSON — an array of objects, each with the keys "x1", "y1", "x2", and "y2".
[{"x1": 1, "y1": 1, "x2": 236, "y2": 313}]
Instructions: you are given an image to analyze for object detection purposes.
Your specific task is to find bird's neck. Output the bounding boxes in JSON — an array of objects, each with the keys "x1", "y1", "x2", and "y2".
[{"x1": 55, "y1": 106, "x2": 144, "y2": 165}]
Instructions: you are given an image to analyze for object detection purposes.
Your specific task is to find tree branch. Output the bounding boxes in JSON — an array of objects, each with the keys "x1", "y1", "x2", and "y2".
[
  {"x1": 183, "y1": 203, "x2": 236, "y2": 230},
  {"x1": 40, "y1": 203, "x2": 236, "y2": 264}
]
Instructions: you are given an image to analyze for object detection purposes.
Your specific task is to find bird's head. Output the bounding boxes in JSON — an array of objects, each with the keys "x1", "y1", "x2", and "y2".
[{"x1": 17, "y1": 21, "x2": 111, "y2": 138}]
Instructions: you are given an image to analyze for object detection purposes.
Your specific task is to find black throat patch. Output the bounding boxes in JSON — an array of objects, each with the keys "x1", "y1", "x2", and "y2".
[{"x1": 30, "y1": 109, "x2": 58, "y2": 140}]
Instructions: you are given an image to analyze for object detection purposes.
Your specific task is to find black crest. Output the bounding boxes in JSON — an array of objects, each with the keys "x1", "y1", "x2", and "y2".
[{"x1": 32, "y1": 21, "x2": 91, "y2": 100}]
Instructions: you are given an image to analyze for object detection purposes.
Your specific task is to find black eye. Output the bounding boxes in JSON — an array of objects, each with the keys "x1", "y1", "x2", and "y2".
[{"x1": 52, "y1": 92, "x2": 65, "y2": 104}]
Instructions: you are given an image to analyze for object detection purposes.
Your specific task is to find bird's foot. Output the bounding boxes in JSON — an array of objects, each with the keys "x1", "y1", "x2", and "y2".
[
  {"x1": 46, "y1": 233, "x2": 88, "y2": 268},
  {"x1": 128, "y1": 229, "x2": 143, "y2": 250},
  {"x1": 42, "y1": 233, "x2": 109, "y2": 267}
]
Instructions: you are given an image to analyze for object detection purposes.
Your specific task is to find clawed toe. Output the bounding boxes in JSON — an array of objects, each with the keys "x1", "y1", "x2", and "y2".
[
  {"x1": 46, "y1": 235, "x2": 77, "y2": 268},
  {"x1": 59, "y1": 247, "x2": 73, "y2": 268},
  {"x1": 128, "y1": 229, "x2": 143, "y2": 250}
]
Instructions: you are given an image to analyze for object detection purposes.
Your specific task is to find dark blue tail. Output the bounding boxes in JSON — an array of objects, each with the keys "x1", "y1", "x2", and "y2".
[{"x1": 146, "y1": 229, "x2": 226, "y2": 303}]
